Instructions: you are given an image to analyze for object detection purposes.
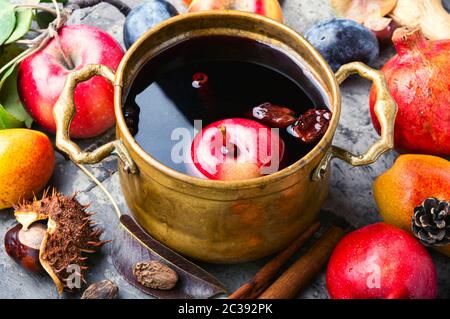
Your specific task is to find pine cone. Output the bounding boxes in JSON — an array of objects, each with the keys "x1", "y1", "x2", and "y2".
[{"x1": 412, "y1": 198, "x2": 450, "y2": 246}]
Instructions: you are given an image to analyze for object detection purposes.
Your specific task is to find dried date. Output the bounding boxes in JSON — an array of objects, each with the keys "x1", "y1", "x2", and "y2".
[
  {"x1": 288, "y1": 109, "x2": 332, "y2": 144},
  {"x1": 251, "y1": 102, "x2": 297, "y2": 128}
]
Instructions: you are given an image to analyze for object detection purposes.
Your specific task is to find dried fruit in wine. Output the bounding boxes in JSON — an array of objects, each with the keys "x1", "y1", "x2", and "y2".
[
  {"x1": 251, "y1": 102, "x2": 297, "y2": 128},
  {"x1": 288, "y1": 109, "x2": 332, "y2": 144}
]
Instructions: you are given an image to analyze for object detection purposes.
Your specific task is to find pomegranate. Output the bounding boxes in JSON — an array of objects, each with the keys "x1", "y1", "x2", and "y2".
[{"x1": 369, "y1": 27, "x2": 450, "y2": 156}]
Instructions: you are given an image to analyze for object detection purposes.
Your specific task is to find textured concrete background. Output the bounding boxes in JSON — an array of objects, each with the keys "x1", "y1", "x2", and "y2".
[{"x1": 0, "y1": 0, "x2": 449, "y2": 299}]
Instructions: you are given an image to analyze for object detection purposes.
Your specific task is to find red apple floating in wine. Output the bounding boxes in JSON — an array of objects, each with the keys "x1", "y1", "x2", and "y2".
[
  {"x1": 326, "y1": 223, "x2": 437, "y2": 299},
  {"x1": 190, "y1": 118, "x2": 285, "y2": 180},
  {"x1": 18, "y1": 25, "x2": 124, "y2": 138}
]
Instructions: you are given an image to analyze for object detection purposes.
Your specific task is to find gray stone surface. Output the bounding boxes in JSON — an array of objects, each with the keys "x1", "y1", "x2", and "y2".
[{"x1": 1, "y1": 0, "x2": 449, "y2": 299}]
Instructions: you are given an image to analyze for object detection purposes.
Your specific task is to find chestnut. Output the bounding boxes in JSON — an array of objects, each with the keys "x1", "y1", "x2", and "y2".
[{"x1": 4, "y1": 223, "x2": 46, "y2": 273}]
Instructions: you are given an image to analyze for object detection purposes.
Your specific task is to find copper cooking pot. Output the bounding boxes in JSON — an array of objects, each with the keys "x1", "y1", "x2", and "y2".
[{"x1": 53, "y1": 11, "x2": 397, "y2": 263}]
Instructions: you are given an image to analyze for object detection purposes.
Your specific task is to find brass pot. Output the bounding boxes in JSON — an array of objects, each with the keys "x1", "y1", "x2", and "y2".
[{"x1": 53, "y1": 11, "x2": 397, "y2": 263}]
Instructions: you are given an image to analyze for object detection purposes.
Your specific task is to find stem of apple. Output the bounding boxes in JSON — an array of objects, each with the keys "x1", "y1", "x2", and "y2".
[
  {"x1": 48, "y1": 0, "x2": 76, "y2": 70},
  {"x1": 56, "y1": 37, "x2": 75, "y2": 70},
  {"x1": 219, "y1": 125, "x2": 227, "y2": 148},
  {"x1": 65, "y1": 0, "x2": 131, "y2": 16},
  {"x1": 219, "y1": 125, "x2": 238, "y2": 158}
]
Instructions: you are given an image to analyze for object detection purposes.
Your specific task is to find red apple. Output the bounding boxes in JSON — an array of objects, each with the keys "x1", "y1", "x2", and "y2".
[
  {"x1": 190, "y1": 118, "x2": 285, "y2": 180},
  {"x1": 18, "y1": 25, "x2": 124, "y2": 138},
  {"x1": 326, "y1": 223, "x2": 437, "y2": 299}
]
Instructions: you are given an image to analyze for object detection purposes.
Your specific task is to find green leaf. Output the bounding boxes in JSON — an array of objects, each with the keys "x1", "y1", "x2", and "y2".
[
  {"x1": 0, "y1": 0, "x2": 16, "y2": 45},
  {"x1": 0, "y1": 44, "x2": 33, "y2": 129},
  {"x1": 5, "y1": 0, "x2": 40, "y2": 44},
  {"x1": 0, "y1": 44, "x2": 23, "y2": 79},
  {"x1": 0, "y1": 44, "x2": 23, "y2": 75},
  {"x1": 5, "y1": 8, "x2": 33, "y2": 44},
  {"x1": 0, "y1": 103, "x2": 24, "y2": 129},
  {"x1": 0, "y1": 66, "x2": 33, "y2": 127}
]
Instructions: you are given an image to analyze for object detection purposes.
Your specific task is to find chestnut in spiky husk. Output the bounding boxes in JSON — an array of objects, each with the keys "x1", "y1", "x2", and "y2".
[{"x1": 12, "y1": 190, "x2": 108, "y2": 294}]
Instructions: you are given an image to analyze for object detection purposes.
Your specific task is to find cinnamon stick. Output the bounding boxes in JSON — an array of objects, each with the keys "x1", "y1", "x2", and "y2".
[
  {"x1": 229, "y1": 221, "x2": 321, "y2": 299},
  {"x1": 258, "y1": 225, "x2": 345, "y2": 299}
]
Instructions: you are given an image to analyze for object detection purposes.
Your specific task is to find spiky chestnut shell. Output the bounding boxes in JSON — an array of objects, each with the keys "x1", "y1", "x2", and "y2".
[{"x1": 14, "y1": 191, "x2": 108, "y2": 294}]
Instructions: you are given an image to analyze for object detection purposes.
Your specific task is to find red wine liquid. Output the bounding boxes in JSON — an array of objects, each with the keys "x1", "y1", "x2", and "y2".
[{"x1": 124, "y1": 36, "x2": 330, "y2": 175}]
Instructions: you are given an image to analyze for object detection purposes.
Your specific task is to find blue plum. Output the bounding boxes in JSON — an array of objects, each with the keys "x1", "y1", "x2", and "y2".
[
  {"x1": 124, "y1": 0, "x2": 179, "y2": 49},
  {"x1": 305, "y1": 19, "x2": 379, "y2": 72}
]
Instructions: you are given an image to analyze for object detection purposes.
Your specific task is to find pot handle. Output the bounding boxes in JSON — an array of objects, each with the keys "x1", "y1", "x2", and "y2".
[
  {"x1": 53, "y1": 64, "x2": 138, "y2": 174},
  {"x1": 312, "y1": 62, "x2": 397, "y2": 181}
]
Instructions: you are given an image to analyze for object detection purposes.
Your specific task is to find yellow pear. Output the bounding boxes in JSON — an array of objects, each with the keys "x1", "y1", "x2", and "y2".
[
  {"x1": 374, "y1": 154, "x2": 450, "y2": 257},
  {"x1": 0, "y1": 129, "x2": 55, "y2": 209}
]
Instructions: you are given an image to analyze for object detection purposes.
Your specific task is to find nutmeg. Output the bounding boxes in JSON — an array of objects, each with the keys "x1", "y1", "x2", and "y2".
[
  {"x1": 133, "y1": 261, "x2": 178, "y2": 290},
  {"x1": 4, "y1": 223, "x2": 46, "y2": 273},
  {"x1": 81, "y1": 280, "x2": 119, "y2": 299}
]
